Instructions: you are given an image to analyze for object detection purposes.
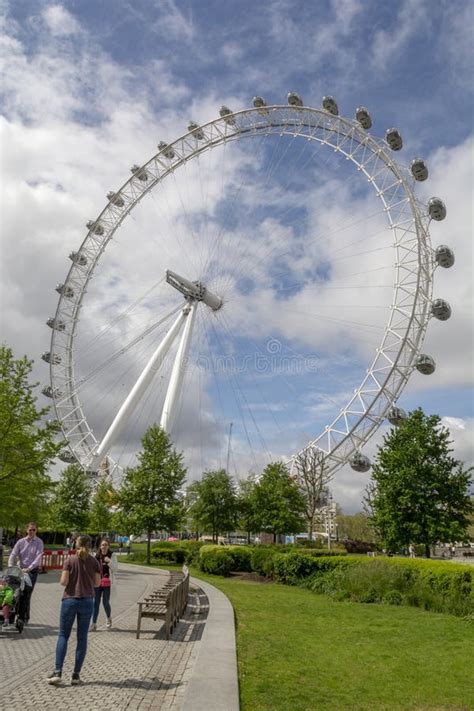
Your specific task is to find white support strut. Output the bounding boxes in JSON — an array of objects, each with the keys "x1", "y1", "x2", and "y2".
[
  {"x1": 160, "y1": 300, "x2": 198, "y2": 433},
  {"x1": 92, "y1": 308, "x2": 188, "y2": 466}
]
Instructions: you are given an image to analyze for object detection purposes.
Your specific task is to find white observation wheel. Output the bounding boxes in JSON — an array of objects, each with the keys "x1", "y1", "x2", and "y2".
[{"x1": 43, "y1": 96, "x2": 452, "y2": 480}]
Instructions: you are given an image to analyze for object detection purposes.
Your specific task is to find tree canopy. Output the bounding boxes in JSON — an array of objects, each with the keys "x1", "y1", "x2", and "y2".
[
  {"x1": 366, "y1": 408, "x2": 473, "y2": 557},
  {"x1": 118, "y1": 425, "x2": 186, "y2": 562},
  {"x1": 252, "y1": 461, "x2": 306, "y2": 542},
  {"x1": 0, "y1": 346, "x2": 59, "y2": 527},
  {"x1": 48, "y1": 464, "x2": 92, "y2": 536},
  {"x1": 188, "y1": 469, "x2": 238, "y2": 542}
]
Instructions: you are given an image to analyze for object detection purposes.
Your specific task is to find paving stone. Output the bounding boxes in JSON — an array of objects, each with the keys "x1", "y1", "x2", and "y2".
[{"x1": 0, "y1": 564, "x2": 208, "y2": 711}]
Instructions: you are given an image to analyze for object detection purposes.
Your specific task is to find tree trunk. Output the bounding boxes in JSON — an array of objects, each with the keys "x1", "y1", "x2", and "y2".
[
  {"x1": 273, "y1": 532, "x2": 276, "y2": 544},
  {"x1": 247, "y1": 530, "x2": 251, "y2": 544},
  {"x1": 425, "y1": 543, "x2": 430, "y2": 558},
  {"x1": 147, "y1": 533, "x2": 151, "y2": 564}
]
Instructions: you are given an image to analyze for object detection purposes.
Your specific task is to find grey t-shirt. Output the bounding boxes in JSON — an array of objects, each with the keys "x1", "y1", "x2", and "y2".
[{"x1": 62, "y1": 554, "x2": 100, "y2": 599}]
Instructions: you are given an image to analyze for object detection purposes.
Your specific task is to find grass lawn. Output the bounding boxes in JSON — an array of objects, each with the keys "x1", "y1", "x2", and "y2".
[{"x1": 121, "y1": 560, "x2": 473, "y2": 710}]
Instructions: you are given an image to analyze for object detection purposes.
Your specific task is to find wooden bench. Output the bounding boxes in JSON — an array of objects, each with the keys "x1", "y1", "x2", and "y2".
[{"x1": 136, "y1": 565, "x2": 189, "y2": 640}]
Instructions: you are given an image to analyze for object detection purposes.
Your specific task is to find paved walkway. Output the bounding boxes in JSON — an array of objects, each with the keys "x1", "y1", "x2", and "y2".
[{"x1": 0, "y1": 563, "x2": 239, "y2": 711}]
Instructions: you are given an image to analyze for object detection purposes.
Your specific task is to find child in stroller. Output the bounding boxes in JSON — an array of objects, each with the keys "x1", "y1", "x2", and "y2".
[{"x1": 0, "y1": 567, "x2": 28, "y2": 633}]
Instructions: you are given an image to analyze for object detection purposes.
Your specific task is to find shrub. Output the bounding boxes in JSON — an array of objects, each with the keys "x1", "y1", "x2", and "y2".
[
  {"x1": 250, "y1": 547, "x2": 279, "y2": 577},
  {"x1": 151, "y1": 546, "x2": 186, "y2": 564},
  {"x1": 383, "y1": 589, "x2": 403, "y2": 605},
  {"x1": 227, "y1": 546, "x2": 252, "y2": 572},
  {"x1": 198, "y1": 545, "x2": 233, "y2": 576},
  {"x1": 180, "y1": 540, "x2": 207, "y2": 565},
  {"x1": 343, "y1": 539, "x2": 377, "y2": 554}
]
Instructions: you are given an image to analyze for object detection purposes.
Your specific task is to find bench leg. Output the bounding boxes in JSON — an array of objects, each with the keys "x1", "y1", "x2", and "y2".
[{"x1": 136, "y1": 604, "x2": 143, "y2": 639}]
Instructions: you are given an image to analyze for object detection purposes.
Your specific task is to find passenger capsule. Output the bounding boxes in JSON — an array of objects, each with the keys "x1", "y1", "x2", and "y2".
[
  {"x1": 158, "y1": 141, "x2": 175, "y2": 159},
  {"x1": 131, "y1": 165, "x2": 148, "y2": 181},
  {"x1": 42, "y1": 385, "x2": 62, "y2": 399},
  {"x1": 69, "y1": 251, "x2": 87, "y2": 267},
  {"x1": 253, "y1": 96, "x2": 268, "y2": 114},
  {"x1": 219, "y1": 105, "x2": 236, "y2": 125},
  {"x1": 435, "y1": 245, "x2": 455, "y2": 268},
  {"x1": 41, "y1": 351, "x2": 62, "y2": 365},
  {"x1": 355, "y1": 106, "x2": 372, "y2": 129},
  {"x1": 86, "y1": 220, "x2": 104, "y2": 236},
  {"x1": 428, "y1": 197, "x2": 447, "y2": 221},
  {"x1": 322, "y1": 96, "x2": 338, "y2": 116},
  {"x1": 187, "y1": 122, "x2": 204, "y2": 140},
  {"x1": 46, "y1": 317, "x2": 65, "y2": 331},
  {"x1": 287, "y1": 92, "x2": 303, "y2": 107},
  {"x1": 55, "y1": 283, "x2": 74, "y2": 298},
  {"x1": 107, "y1": 191, "x2": 125, "y2": 207},
  {"x1": 415, "y1": 354, "x2": 436, "y2": 375},
  {"x1": 431, "y1": 298, "x2": 452, "y2": 321},
  {"x1": 385, "y1": 128, "x2": 403, "y2": 151},
  {"x1": 58, "y1": 449, "x2": 76, "y2": 463},
  {"x1": 411, "y1": 158, "x2": 428, "y2": 181},
  {"x1": 350, "y1": 452, "x2": 371, "y2": 473},
  {"x1": 386, "y1": 406, "x2": 408, "y2": 426}
]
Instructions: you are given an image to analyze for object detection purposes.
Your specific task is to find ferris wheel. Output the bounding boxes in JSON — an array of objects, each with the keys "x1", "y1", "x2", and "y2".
[{"x1": 42, "y1": 93, "x2": 454, "y2": 481}]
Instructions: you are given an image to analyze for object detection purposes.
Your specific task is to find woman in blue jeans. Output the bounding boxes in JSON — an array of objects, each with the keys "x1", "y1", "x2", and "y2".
[
  {"x1": 47, "y1": 534, "x2": 100, "y2": 686},
  {"x1": 91, "y1": 538, "x2": 115, "y2": 630}
]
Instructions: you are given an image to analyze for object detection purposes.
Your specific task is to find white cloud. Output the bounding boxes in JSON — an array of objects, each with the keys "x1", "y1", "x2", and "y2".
[{"x1": 42, "y1": 4, "x2": 81, "y2": 36}]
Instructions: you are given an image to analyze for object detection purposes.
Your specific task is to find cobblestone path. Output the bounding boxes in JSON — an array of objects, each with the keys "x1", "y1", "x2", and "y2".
[{"x1": 0, "y1": 564, "x2": 209, "y2": 711}]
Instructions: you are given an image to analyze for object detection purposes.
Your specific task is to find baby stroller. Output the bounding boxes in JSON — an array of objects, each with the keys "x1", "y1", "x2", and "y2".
[{"x1": 0, "y1": 566, "x2": 29, "y2": 633}]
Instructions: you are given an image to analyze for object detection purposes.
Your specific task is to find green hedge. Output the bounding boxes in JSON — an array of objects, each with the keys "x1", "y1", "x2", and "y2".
[
  {"x1": 302, "y1": 556, "x2": 473, "y2": 617},
  {"x1": 198, "y1": 545, "x2": 234, "y2": 576},
  {"x1": 151, "y1": 546, "x2": 186, "y2": 564}
]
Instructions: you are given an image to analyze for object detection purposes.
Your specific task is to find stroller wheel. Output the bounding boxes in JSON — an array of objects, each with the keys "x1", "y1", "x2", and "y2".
[{"x1": 16, "y1": 619, "x2": 24, "y2": 633}]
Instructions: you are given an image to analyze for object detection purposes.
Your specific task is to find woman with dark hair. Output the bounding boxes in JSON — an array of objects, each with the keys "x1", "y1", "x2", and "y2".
[
  {"x1": 91, "y1": 538, "x2": 116, "y2": 631},
  {"x1": 47, "y1": 534, "x2": 100, "y2": 686}
]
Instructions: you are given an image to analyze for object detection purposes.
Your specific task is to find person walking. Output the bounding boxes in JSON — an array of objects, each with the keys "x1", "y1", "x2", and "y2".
[
  {"x1": 47, "y1": 534, "x2": 100, "y2": 686},
  {"x1": 8, "y1": 522, "x2": 44, "y2": 623},
  {"x1": 91, "y1": 538, "x2": 116, "y2": 630}
]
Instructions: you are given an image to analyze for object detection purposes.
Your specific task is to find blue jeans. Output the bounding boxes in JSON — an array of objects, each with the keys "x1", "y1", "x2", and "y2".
[
  {"x1": 55, "y1": 597, "x2": 94, "y2": 673},
  {"x1": 92, "y1": 586, "x2": 111, "y2": 623}
]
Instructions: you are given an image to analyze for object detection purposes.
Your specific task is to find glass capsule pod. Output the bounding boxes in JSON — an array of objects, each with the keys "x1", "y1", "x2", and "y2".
[
  {"x1": 322, "y1": 96, "x2": 338, "y2": 116},
  {"x1": 434, "y1": 245, "x2": 455, "y2": 268},
  {"x1": 69, "y1": 251, "x2": 87, "y2": 266},
  {"x1": 415, "y1": 354, "x2": 436, "y2": 375},
  {"x1": 386, "y1": 406, "x2": 408, "y2": 426},
  {"x1": 188, "y1": 122, "x2": 204, "y2": 140},
  {"x1": 58, "y1": 449, "x2": 76, "y2": 463},
  {"x1": 219, "y1": 106, "x2": 236, "y2": 125},
  {"x1": 86, "y1": 220, "x2": 104, "y2": 236},
  {"x1": 350, "y1": 452, "x2": 371, "y2": 472},
  {"x1": 158, "y1": 141, "x2": 175, "y2": 159},
  {"x1": 355, "y1": 106, "x2": 372, "y2": 129},
  {"x1": 55, "y1": 283, "x2": 74, "y2": 298},
  {"x1": 431, "y1": 298, "x2": 452, "y2": 321},
  {"x1": 410, "y1": 158, "x2": 428, "y2": 181},
  {"x1": 385, "y1": 128, "x2": 403, "y2": 151},
  {"x1": 428, "y1": 197, "x2": 447, "y2": 221},
  {"x1": 107, "y1": 191, "x2": 125, "y2": 207},
  {"x1": 46, "y1": 317, "x2": 66, "y2": 331},
  {"x1": 287, "y1": 92, "x2": 303, "y2": 107},
  {"x1": 41, "y1": 351, "x2": 62, "y2": 365},
  {"x1": 130, "y1": 165, "x2": 148, "y2": 181}
]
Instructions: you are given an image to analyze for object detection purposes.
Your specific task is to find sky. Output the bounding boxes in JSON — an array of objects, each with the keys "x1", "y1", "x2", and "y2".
[{"x1": 1, "y1": 0, "x2": 473, "y2": 513}]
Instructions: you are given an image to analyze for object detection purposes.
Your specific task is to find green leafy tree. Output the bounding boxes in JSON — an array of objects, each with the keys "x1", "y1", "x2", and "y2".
[
  {"x1": 118, "y1": 425, "x2": 186, "y2": 563},
  {"x1": 236, "y1": 478, "x2": 258, "y2": 543},
  {"x1": 366, "y1": 408, "x2": 473, "y2": 557},
  {"x1": 49, "y1": 465, "x2": 92, "y2": 538},
  {"x1": 189, "y1": 469, "x2": 238, "y2": 543},
  {"x1": 89, "y1": 479, "x2": 116, "y2": 537},
  {"x1": 336, "y1": 511, "x2": 374, "y2": 542},
  {"x1": 253, "y1": 462, "x2": 306, "y2": 542},
  {"x1": 0, "y1": 346, "x2": 60, "y2": 525}
]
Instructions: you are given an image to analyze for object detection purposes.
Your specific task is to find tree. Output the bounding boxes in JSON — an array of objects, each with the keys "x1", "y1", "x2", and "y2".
[
  {"x1": 294, "y1": 448, "x2": 331, "y2": 540},
  {"x1": 189, "y1": 469, "x2": 238, "y2": 543},
  {"x1": 253, "y1": 462, "x2": 306, "y2": 542},
  {"x1": 49, "y1": 465, "x2": 92, "y2": 538},
  {"x1": 118, "y1": 425, "x2": 187, "y2": 563},
  {"x1": 336, "y1": 511, "x2": 374, "y2": 542},
  {"x1": 0, "y1": 346, "x2": 60, "y2": 525},
  {"x1": 237, "y1": 478, "x2": 258, "y2": 544},
  {"x1": 366, "y1": 408, "x2": 473, "y2": 557},
  {"x1": 89, "y1": 479, "x2": 116, "y2": 537}
]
